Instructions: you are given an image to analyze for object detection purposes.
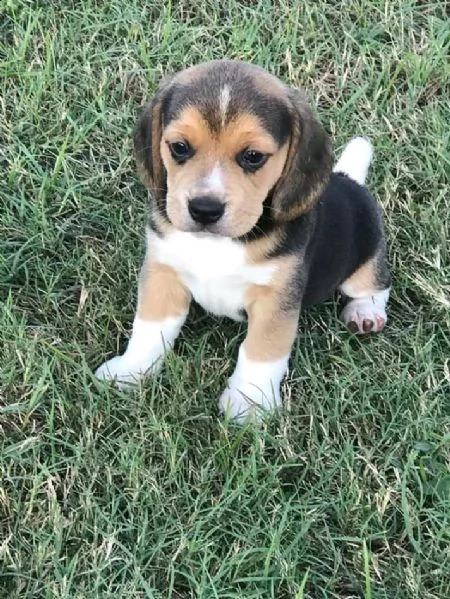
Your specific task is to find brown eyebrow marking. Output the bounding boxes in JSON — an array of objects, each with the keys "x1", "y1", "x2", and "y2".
[
  {"x1": 163, "y1": 107, "x2": 281, "y2": 156},
  {"x1": 162, "y1": 61, "x2": 293, "y2": 141}
]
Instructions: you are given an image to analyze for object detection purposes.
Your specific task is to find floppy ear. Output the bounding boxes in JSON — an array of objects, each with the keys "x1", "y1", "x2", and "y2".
[
  {"x1": 271, "y1": 88, "x2": 334, "y2": 221},
  {"x1": 133, "y1": 76, "x2": 174, "y2": 203}
]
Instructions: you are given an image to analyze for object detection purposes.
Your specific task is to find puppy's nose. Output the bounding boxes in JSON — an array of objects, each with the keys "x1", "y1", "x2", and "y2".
[{"x1": 188, "y1": 196, "x2": 225, "y2": 225}]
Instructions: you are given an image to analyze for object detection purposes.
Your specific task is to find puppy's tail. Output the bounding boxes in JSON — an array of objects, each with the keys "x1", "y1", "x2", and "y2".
[{"x1": 333, "y1": 136, "x2": 373, "y2": 185}]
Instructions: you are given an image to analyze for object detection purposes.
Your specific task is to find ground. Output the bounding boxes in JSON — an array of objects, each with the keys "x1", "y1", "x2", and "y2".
[{"x1": 1, "y1": 1, "x2": 449, "y2": 597}]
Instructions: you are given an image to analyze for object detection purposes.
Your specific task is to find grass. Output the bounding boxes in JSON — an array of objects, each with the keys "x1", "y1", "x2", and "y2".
[{"x1": 1, "y1": 0, "x2": 449, "y2": 597}]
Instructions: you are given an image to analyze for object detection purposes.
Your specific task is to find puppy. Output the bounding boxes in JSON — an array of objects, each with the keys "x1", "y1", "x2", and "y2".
[{"x1": 95, "y1": 59, "x2": 391, "y2": 423}]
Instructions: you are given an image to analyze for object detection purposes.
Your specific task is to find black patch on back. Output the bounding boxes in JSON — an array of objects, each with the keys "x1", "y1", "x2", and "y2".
[
  {"x1": 246, "y1": 173, "x2": 386, "y2": 309},
  {"x1": 301, "y1": 173, "x2": 385, "y2": 306}
]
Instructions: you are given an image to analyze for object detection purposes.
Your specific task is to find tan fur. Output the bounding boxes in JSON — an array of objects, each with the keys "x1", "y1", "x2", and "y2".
[
  {"x1": 244, "y1": 256, "x2": 300, "y2": 361},
  {"x1": 275, "y1": 181, "x2": 325, "y2": 221},
  {"x1": 134, "y1": 61, "x2": 332, "y2": 236},
  {"x1": 150, "y1": 210, "x2": 174, "y2": 236},
  {"x1": 244, "y1": 228, "x2": 284, "y2": 263},
  {"x1": 340, "y1": 257, "x2": 379, "y2": 298},
  {"x1": 161, "y1": 107, "x2": 289, "y2": 237},
  {"x1": 137, "y1": 261, "x2": 191, "y2": 320}
]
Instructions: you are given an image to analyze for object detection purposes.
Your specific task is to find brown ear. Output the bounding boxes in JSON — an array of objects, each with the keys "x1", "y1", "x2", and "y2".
[
  {"x1": 271, "y1": 88, "x2": 334, "y2": 221},
  {"x1": 133, "y1": 76, "x2": 174, "y2": 202}
]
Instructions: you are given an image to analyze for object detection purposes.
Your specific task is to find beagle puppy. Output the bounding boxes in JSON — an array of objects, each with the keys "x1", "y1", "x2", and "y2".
[{"x1": 95, "y1": 59, "x2": 391, "y2": 423}]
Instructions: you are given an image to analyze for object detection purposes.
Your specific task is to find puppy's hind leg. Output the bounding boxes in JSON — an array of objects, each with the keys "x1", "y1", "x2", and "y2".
[
  {"x1": 335, "y1": 137, "x2": 391, "y2": 334},
  {"x1": 340, "y1": 251, "x2": 391, "y2": 334}
]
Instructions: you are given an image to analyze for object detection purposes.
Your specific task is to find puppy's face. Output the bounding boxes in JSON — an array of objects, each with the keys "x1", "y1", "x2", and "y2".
[
  {"x1": 161, "y1": 106, "x2": 289, "y2": 236},
  {"x1": 135, "y1": 60, "x2": 333, "y2": 238}
]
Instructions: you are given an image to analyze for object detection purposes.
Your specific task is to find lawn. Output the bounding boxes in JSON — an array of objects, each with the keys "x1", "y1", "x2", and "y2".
[{"x1": 1, "y1": 0, "x2": 449, "y2": 597}]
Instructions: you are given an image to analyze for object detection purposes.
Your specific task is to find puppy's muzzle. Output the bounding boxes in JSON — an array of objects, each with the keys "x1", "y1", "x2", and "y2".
[{"x1": 188, "y1": 196, "x2": 225, "y2": 225}]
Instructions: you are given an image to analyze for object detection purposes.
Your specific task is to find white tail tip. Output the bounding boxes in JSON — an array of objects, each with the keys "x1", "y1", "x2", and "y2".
[{"x1": 333, "y1": 136, "x2": 374, "y2": 185}]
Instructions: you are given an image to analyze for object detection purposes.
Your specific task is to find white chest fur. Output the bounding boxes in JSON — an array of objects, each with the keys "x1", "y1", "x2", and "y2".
[{"x1": 149, "y1": 230, "x2": 275, "y2": 320}]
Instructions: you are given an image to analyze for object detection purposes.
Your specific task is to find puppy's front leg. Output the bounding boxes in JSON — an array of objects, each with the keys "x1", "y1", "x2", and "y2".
[
  {"x1": 219, "y1": 288, "x2": 299, "y2": 423},
  {"x1": 95, "y1": 260, "x2": 190, "y2": 387}
]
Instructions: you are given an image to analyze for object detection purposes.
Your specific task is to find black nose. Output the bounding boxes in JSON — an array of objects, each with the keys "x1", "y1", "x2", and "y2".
[{"x1": 188, "y1": 196, "x2": 225, "y2": 225}]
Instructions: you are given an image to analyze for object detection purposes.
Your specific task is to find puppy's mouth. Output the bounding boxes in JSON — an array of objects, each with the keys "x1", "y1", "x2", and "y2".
[
  {"x1": 166, "y1": 194, "x2": 233, "y2": 235},
  {"x1": 173, "y1": 220, "x2": 228, "y2": 236},
  {"x1": 165, "y1": 198, "x2": 259, "y2": 238}
]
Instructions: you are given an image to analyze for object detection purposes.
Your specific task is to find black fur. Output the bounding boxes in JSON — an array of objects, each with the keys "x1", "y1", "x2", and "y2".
[
  {"x1": 269, "y1": 173, "x2": 389, "y2": 307},
  {"x1": 147, "y1": 214, "x2": 164, "y2": 237},
  {"x1": 133, "y1": 60, "x2": 333, "y2": 229},
  {"x1": 162, "y1": 63, "x2": 292, "y2": 146},
  {"x1": 133, "y1": 61, "x2": 388, "y2": 316},
  {"x1": 270, "y1": 88, "x2": 334, "y2": 218},
  {"x1": 133, "y1": 77, "x2": 175, "y2": 204}
]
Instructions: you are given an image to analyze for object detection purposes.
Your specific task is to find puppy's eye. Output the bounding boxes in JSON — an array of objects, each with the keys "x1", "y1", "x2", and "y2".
[
  {"x1": 168, "y1": 141, "x2": 193, "y2": 163},
  {"x1": 236, "y1": 149, "x2": 268, "y2": 172}
]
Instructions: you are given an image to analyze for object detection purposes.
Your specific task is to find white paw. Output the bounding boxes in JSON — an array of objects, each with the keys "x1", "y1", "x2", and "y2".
[
  {"x1": 219, "y1": 380, "x2": 282, "y2": 425},
  {"x1": 95, "y1": 353, "x2": 162, "y2": 388},
  {"x1": 341, "y1": 295, "x2": 388, "y2": 334},
  {"x1": 95, "y1": 315, "x2": 187, "y2": 388},
  {"x1": 218, "y1": 347, "x2": 288, "y2": 424}
]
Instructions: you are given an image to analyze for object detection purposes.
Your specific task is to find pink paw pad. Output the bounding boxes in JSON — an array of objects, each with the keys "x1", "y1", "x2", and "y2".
[{"x1": 341, "y1": 298, "x2": 387, "y2": 335}]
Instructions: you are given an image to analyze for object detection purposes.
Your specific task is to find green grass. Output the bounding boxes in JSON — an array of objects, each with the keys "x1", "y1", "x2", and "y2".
[{"x1": 1, "y1": 0, "x2": 449, "y2": 597}]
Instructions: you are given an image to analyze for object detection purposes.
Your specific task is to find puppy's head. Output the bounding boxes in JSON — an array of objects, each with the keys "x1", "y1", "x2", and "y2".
[{"x1": 135, "y1": 60, "x2": 333, "y2": 237}]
